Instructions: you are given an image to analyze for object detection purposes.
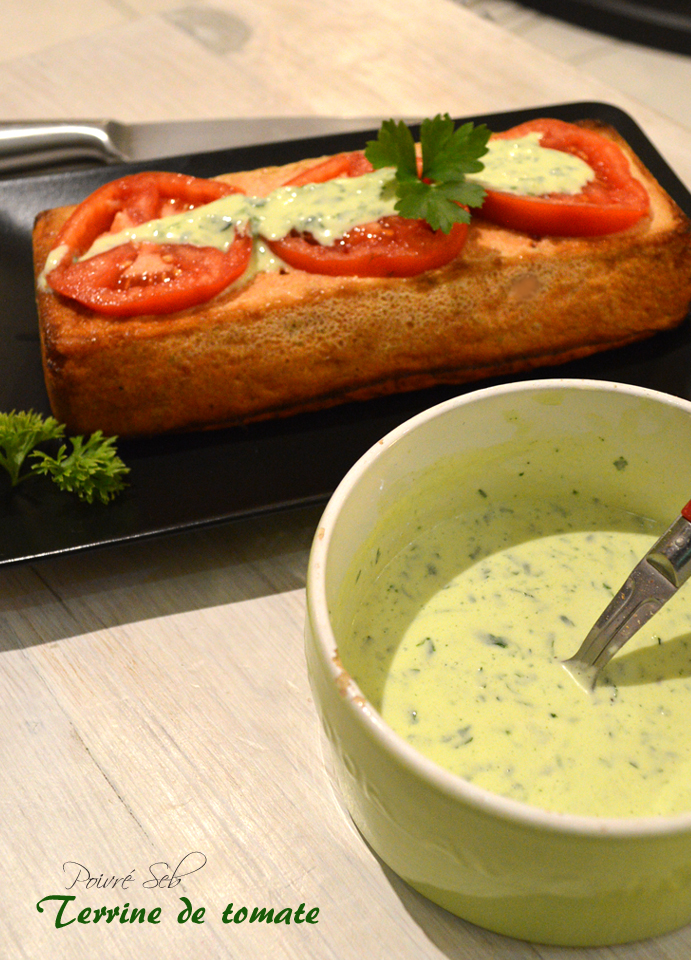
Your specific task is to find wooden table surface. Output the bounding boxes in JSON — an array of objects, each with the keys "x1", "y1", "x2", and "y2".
[{"x1": 1, "y1": 1, "x2": 690, "y2": 957}]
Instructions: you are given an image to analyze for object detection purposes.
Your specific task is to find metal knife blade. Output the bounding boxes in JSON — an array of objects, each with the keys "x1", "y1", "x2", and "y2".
[
  {"x1": 563, "y1": 506, "x2": 691, "y2": 689},
  {"x1": 563, "y1": 558, "x2": 678, "y2": 689},
  {"x1": 0, "y1": 116, "x2": 393, "y2": 174}
]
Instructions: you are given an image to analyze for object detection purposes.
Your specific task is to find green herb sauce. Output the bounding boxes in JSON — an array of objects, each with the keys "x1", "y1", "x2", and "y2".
[
  {"x1": 345, "y1": 496, "x2": 691, "y2": 818},
  {"x1": 80, "y1": 169, "x2": 400, "y2": 261},
  {"x1": 469, "y1": 132, "x2": 593, "y2": 196}
]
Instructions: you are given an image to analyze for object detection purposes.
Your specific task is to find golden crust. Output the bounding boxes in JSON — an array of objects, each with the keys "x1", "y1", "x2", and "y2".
[{"x1": 32, "y1": 121, "x2": 691, "y2": 438}]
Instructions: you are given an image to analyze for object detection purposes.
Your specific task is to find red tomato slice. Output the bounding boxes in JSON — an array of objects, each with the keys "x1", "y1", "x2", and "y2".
[
  {"x1": 47, "y1": 171, "x2": 251, "y2": 316},
  {"x1": 285, "y1": 150, "x2": 374, "y2": 186},
  {"x1": 268, "y1": 150, "x2": 467, "y2": 277},
  {"x1": 479, "y1": 119, "x2": 650, "y2": 237},
  {"x1": 268, "y1": 217, "x2": 468, "y2": 278}
]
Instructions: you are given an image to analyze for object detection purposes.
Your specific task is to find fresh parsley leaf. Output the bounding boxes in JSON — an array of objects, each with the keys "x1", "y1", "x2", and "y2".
[
  {"x1": 365, "y1": 113, "x2": 490, "y2": 233},
  {"x1": 31, "y1": 431, "x2": 129, "y2": 505},
  {"x1": 0, "y1": 410, "x2": 129, "y2": 504},
  {"x1": 364, "y1": 118, "x2": 418, "y2": 181},
  {"x1": 395, "y1": 179, "x2": 487, "y2": 233},
  {"x1": 419, "y1": 116, "x2": 489, "y2": 182},
  {"x1": 0, "y1": 410, "x2": 64, "y2": 486}
]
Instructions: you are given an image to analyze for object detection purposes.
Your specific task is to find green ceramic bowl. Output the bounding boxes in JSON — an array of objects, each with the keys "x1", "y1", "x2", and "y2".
[{"x1": 305, "y1": 379, "x2": 691, "y2": 947}]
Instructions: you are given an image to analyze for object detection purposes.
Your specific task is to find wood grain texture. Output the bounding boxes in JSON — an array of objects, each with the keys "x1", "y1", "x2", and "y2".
[
  {"x1": 0, "y1": 0, "x2": 689, "y2": 185},
  {"x1": 2, "y1": 1, "x2": 691, "y2": 956}
]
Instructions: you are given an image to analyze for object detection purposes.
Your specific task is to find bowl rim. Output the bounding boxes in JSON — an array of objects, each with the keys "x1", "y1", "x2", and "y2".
[{"x1": 307, "y1": 377, "x2": 691, "y2": 838}]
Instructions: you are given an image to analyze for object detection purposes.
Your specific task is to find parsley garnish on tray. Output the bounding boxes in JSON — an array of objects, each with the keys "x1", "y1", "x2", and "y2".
[
  {"x1": 0, "y1": 410, "x2": 129, "y2": 504},
  {"x1": 365, "y1": 113, "x2": 490, "y2": 233}
]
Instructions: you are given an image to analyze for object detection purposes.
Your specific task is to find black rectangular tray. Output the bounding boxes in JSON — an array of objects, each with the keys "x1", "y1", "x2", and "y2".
[{"x1": 2, "y1": 101, "x2": 690, "y2": 566}]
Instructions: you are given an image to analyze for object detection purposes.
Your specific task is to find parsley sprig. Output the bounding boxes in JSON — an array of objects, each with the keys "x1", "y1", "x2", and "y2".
[
  {"x1": 365, "y1": 113, "x2": 490, "y2": 233},
  {"x1": 0, "y1": 410, "x2": 129, "y2": 504}
]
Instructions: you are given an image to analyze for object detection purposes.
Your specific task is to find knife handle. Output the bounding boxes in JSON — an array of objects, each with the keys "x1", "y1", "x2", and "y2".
[{"x1": 0, "y1": 121, "x2": 126, "y2": 173}]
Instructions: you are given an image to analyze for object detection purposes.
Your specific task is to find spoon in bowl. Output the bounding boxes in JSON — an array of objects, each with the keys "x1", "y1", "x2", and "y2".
[{"x1": 563, "y1": 498, "x2": 691, "y2": 690}]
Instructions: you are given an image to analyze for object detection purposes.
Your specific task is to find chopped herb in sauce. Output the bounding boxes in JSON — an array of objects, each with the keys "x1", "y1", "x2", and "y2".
[{"x1": 344, "y1": 494, "x2": 691, "y2": 817}]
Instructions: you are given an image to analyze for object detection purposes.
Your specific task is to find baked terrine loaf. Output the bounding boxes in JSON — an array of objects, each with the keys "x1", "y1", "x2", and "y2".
[{"x1": 32, "y1": 117, "x2": 691, "y2": 438}]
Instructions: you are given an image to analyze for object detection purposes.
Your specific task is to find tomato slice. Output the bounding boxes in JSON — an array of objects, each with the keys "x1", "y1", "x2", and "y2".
[
  {"x1": 46, "y1": 171, "x2": 251, "y2": 316},
  {"x1": 269, "y1": 218, "x2": 468, "y2": 278},
  {"x1": 285, "y1": 150, "x2": 374, "y2": 186},
  {"x1": 268, "y1": 150, "x2": 467, "y2": 277},
  {"x1": 478, "y1": 119, "x2": 650, "y2": 237}
]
